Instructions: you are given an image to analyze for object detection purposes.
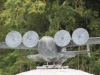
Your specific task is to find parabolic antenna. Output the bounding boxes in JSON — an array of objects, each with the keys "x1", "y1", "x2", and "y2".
[
  {"x1": 23, "y1": 31, "x2": 39, "y2": 48},
  {"x1": 54, "y1": 30, "x2": 71, "y2": 47},
  {"x1": 5, "y1": 31, "x2": 22, "y2": 48},
  {"x1": 72, "y1": 28, "x2": 89, "y2": 45}
]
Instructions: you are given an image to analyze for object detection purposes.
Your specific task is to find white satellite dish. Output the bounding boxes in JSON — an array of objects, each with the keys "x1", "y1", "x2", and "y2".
[
  {"x1": 54, "y1": 30, "x2": 71, "y2": 47},
  {"x1": 23, "y1": 31, "x2": 39, "y2": 48},
  {"x1": 5, "y1": 31, "x2": 22, "y2": 48},
  {"x1": 72, "y1": 28, "x2": 89, "y2": 45}
]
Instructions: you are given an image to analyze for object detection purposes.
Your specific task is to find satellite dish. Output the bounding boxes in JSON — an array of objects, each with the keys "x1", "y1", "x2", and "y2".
[
  {"x1": 72, "y1": 28, "x2": 89, "y2": 45},
  {"x1": 23, "y1": 31, "x2": 39, "y2": 48},
  {"x1": 5, "y1": 31, "x2": 22, "y2": 48},
  {"x1": 54, "y1": 30, "x2": 71, "y2": 47}
]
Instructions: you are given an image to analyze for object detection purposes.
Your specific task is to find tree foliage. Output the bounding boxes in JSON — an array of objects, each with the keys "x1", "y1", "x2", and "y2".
[{"x1": 0, "y1": 0, "x2": 100, "y2": 75}]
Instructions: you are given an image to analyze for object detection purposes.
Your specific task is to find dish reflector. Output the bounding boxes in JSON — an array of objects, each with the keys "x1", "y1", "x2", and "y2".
[
  {"x1": 54, "y1": 30, "x2": 71, "y2": 47},
  {"x1": 23, "y1": 31, "x2": 39, "y2": 48},
  {"x1": 72, "y1": 28, "x2": 89, "y2": 45},
  {"x1": 5, "y1": 31, "x2": 22, "y2": 48}
]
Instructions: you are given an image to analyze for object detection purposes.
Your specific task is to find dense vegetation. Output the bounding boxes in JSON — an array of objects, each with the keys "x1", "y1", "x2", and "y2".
[{"x1": 0, "y1": 0, "x2": 100, "y2": 75}]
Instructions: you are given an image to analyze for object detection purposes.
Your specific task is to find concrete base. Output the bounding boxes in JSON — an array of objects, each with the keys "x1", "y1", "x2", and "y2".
[{"x1": 16, "y1": 69, "x2": 94, "y2": 75}]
